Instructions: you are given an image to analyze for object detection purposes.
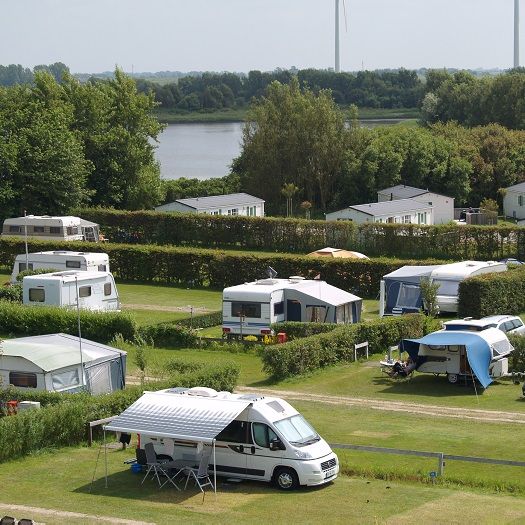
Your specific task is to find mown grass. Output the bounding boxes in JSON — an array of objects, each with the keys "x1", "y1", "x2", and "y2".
[{"x1": 1, "y1": 445, "x2": 525, "y2": 524}]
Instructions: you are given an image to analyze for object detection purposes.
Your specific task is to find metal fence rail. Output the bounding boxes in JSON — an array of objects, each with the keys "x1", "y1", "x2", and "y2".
[{"x1": 330, "y1": 442, "x2": 525, "y2": 476}]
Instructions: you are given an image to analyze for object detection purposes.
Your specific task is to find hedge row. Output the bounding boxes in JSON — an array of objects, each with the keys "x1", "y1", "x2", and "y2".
[
  {"x1": 262, "y1": 314, "x2": 427, "y2": 378},
  {"x1": 271, "y1": 321, "x2": 338, "y2": 340},
  {"x1": 177, "y1": 310, "x2": 222, "y2": 329},
  {"x1": 458, "y1": 267, "x2": 525, "y2": 318},
  {"x1": 0, "y1": 362, "x2": 240, "y2": 462},
  {"x1": 74, "y1": 207, "x2": 523, "y2": 260},
  {"x1": 0, "y1": 238, "x2": 445, "y2": 297}
]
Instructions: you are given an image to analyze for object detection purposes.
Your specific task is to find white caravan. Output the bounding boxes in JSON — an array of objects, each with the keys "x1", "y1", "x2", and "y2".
[
  {"x1": 23, "y1": 271, "x2": 119, "y2": 311},
  {"x1": 11, "y1": 251, "x2": 110, "y2": 283},
  {"x1": 2, "y1": 215, "x2": 100, "y2": 242},
  {"x1": 430, "y1": 261, "x2": 507, "y2": 313},
  {"x1": 127, "y1": 387, "x2": 339, "y2": 490},
  {"x1": 222, "y1": 277, "x2": 362, "y2": 338}
]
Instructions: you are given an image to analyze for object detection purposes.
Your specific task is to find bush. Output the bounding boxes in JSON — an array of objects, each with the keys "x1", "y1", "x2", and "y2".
[
  {"x1": 271, "y1": 321, "x2": 338, "y2": 340},
  {"x1": 458, "y1": 267, "x2": 525, "y2": 318},
  {"x1": 177, "y1": 310, "x2": 222, "y2": 329},
  {"x1": 262, "y1": 314, "x2": 426, "y2": 378},
  {"x1": 0, "y1": 283, "x2": 22, "y2": 302},
  {"x1": 508, "y1": 334, "x2": 525, "y2": 373},
  {"x1": 0, "y1": 301, "x2": 137, "y2": 343},
  {"x1": 138, "y1": 323, "x2": 198, "y2": 348}
]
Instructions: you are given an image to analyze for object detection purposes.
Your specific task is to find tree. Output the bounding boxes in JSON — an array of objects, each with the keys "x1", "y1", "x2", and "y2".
[
  {"x1": 233, "y1": 78, "x2": 348, "y2": 214},
  {"x1": 281, "y1": 183, "x2": 299, "y2": 217},
  {"x1": 420, "y1": 277, "x2": 440, "y2": 318}
]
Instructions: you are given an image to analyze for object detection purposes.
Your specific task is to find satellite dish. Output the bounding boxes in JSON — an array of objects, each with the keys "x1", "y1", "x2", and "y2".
[{"x1": 267, "y1": 266, "x2": 277, "y2": 279}]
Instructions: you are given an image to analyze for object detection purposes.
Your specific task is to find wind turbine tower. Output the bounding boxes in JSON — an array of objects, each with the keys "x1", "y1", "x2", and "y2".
[
  {"x1": 335, "y1": 0, "x2": 340, "y2": 73},
  {"x1": 515, "y1": 0, "x2": 521, "y2": 67}
]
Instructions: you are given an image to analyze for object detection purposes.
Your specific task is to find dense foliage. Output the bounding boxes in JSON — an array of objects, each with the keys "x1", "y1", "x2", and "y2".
[
  {"x1": 421, "y1": 69, "x2": 525, "y2": 129},
  {"x1": 0, "y1": 363, "x2": 240, "y2": 462},
  {"x1": 136, "y1": 68, "x2": 423, "y2": 112},
  {"x1": 458, "y1": 267, "x2": 525, "y2": 318},
  {"x1": 0, "y1": 69, "x2": 163, "y2": 220},
  {"x1": 0, "y1": 62, "x2": 69, "y2": 86},
  {"x1": 262, "y1": 314, "x2": 426, "y2": 378}
]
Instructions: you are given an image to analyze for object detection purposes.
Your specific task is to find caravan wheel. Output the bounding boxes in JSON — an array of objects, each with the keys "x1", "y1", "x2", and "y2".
[
  {"x1": 447, "y1": 373, "x2": 459, "y2": 384},
  {"x1": 273, "y1": 467, "x2": 299, "y2": 490}
]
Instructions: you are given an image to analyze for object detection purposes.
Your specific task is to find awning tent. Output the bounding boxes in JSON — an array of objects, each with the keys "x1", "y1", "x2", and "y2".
[
  {"x1": 401, "y1": 331, "x2": 493, "y2": 388},
  {"x1": 105, "y1": 390, "x2": 251, "y2": 443},
  {"x1": 383, "y1": 265, "x2": 442, "y2": 315},
  {"x1": 306, "y1": 247, "x2": 369, "y2": 259}
]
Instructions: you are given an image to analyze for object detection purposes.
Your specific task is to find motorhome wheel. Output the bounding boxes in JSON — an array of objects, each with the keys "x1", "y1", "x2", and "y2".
[
  {"x1": 274, "y1": 467, "x2": 299, "y2": 490},
  {"x1": 447, "y1": 373, "x2": 458, "y2": 384}
]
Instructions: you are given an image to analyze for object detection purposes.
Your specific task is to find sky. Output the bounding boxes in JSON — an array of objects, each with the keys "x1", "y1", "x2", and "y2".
[{"x1": 0, "y1": 0, "x2": 520, "y2": 73}]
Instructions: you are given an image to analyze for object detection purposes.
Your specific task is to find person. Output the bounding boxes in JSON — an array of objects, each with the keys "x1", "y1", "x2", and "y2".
[{"x1": 390, "y1": 358, "x2": 416, "y2": 378}]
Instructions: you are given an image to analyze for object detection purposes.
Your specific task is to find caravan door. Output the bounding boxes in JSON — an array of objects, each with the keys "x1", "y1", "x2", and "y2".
[
  {"x1": 213, "y1": 419, "x2": 250, "y2": 477},
  {"x1": 287, "y1": 300, "x2": 301, "y2": 321},
  {"x1": 245, "y1": 421, "x2": 284, "y2": 481}
]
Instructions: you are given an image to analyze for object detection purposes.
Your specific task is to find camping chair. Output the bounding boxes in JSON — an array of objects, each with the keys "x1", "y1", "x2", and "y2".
[
  {"x1": 141, "y1": 442, "x2": 180, "y2": 490},
  {"x1": 183, "y1": 445, "x2": 214, "y2": 501}
]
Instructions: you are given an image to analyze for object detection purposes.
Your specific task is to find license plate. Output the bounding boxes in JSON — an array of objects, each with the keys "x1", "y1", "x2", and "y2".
[{"x1": 324, "y1": 468, "x2": 336, "y2": 479}]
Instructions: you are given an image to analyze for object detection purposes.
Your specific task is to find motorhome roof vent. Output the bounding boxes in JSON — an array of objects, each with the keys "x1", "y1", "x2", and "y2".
[
  {"x1": 186, "y1": 387, "x2": 218, "y2": 397},
  {"x1": 238, "y1": 394, "x2": 265, "y2": 402},
  {"x1": 288, "y1": 276, "x2": 305, "y2": 283},
  {"x1": 53, "y1": 251, "x2": 68, "y2": 254},
  {"x1": 256, "y1": 279, "x2": 277, "y2": 285},
  {"x1": 266, "y1": 400, "x2": 286, "y2": 413}
]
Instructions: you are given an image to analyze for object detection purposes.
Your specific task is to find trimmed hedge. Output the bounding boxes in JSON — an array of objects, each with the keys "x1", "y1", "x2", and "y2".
[
  {"x1": 138, "y1": 323, "x2": 198, "y2": 348},
  {"x1": 177, "y1": 310, "x2": 222, "y2": 329},
  {"x1": 0, "y1": 362, "x2": 240, "y2": 462},
  {"x1": 508, "y1": 334, "x2": 525, "y2": 373},
  {"x1": 0, "y1": 301, "x2": 137, "y2": 343},
  {"x1": 271, "y1": 321, "x2": 338, "y2": 340},
  {"x1": 73, "y1": 207, "x2": 523, "y2": 260},
  {"x1": 262, "y1": 314, "x2": 426, "y2": 378},
  {"x1": 0, "y1": 238, "x2": 445, "y2": 297},
  {"x1": 457, "y1": 267, "x2": 525, "y2": 318}
]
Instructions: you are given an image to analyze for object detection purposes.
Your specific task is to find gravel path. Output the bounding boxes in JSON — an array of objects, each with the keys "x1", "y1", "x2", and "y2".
[{"x1": 236, "y1": 386, "x2": 525, "y2": 424}]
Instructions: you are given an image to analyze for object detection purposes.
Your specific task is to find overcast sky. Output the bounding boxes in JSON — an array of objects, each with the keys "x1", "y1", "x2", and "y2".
[{"x1": 0, "y1": 0, "x2": 520, "y2": 73}]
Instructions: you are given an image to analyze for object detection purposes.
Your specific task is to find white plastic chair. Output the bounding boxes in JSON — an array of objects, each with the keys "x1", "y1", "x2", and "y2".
[{"x1": 183, "y1": 446, "x2": 214, "y2": 500}]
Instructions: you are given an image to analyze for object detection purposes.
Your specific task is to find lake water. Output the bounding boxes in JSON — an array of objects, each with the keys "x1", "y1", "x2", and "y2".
[{"x1": 155, "y1": 119, "x2": 407, "y2": 180}]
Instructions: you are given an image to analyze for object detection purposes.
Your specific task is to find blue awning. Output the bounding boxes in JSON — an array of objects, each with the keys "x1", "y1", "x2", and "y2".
[{"x1": 401, "y1": 331, "x2": 493, "y2": 388}]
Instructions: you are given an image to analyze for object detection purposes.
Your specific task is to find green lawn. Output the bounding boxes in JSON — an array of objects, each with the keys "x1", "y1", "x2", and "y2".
[{"x1": 1, "y1": 445, "x2": 525, "y2": 524}]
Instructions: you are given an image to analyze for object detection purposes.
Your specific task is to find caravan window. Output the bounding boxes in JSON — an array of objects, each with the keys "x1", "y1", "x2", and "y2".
[
  {"x1": 252, "y1": 423, "x2": 279, "y2": 448},
  {"x1": 29, "y1": 288, "x2": 45, "y2": 302},
  {"x1": 98, "y1": 264, "x2": 107, "y2": 272},
  {"x1": 434, "y1": 280, "x2": 459, "y2": 297},
  {"x1": 67, "y1": 226, "x2": 79, "y2": 236},
  {"x1": 231, "y1": 302, "x2": 261, "y2": 318},
  {"x1": 273, "y1": 301, "x2": 284, "y2": 315},
  {"x1": 66, "y1": 260, "x2": 81, "y2": 268},
  {"x1": 49, "y1": 226, "x2": 61, "y2": 234},
  {"x1": 104, "y1": 283, "x2": 112, "y2": 296},
  {"x1": 9, "y1": 372, "x2": 37, "y2": 388},
  {"x1": 216, "y1": 420, "x2": 252, "y2": 443},
  {"x1": 397, "y1": 284, "x2": 421, "y2": 308},
  {"x1": 52, "y1": 369, "x2": 80, "y2": 390},
  {"x1": 33, "y1": 226, "x2": 44, "y2": 233},
  {"x1": 306, "y1": 305, "x2": 326, "y2": 323},
  {"x1": 9, "y1": 225, "x2": 21, "y2": 233},
  {"x1": 79, "y1": 286, "x2": 92, "y2": 298},
  {"x1": 18, "y1": 262, "x2": 34, "y2": 272}
]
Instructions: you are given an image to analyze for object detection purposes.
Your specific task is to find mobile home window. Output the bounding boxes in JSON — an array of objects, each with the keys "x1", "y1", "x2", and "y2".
[
  {"x1": 403, "y1": 215, "x2": 411, "y2": 224},
  {"x1": 18, "y1": 262, "x2": 34, "y2": 272},
  {"x1": 104, "y1": 283, "x2": 112, "y2": 296},
  {"x1": 231, "y1": 302, "x2": 261, "y2": 318},
  {"x1": 9, "y1": 371, "x2": 37, "y2": 388},
  {"x1": 306, "y1": 305, "x2": 326, "y2": 323},
  {"x1": 519, "y1": 195, "x2": 524, "y2": 206},
  {"x1": 33, "y1": 226, "x2": 45, "y2": 233},
  {"x1": 49, "y1": 226, "x2": 61, "y2": 234},
  {"x1": 66, "y1": 260, "x2": 81, "y2": 268},
  {"x1": 79, "y1": 286, "x2": 92, "y2": 298},
  {"x1": 29, "y1": 288, "x2": 45, "y2": 302},
  {"x1": 9, "y1": 225, "x2": 21, "y2": 233},
  {"x1": 273, "y1": 301, "x2": 284, "y2": 315}
]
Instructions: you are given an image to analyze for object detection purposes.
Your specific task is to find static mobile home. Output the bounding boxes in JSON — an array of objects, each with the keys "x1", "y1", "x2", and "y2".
[
  {"x1": 222, "y1": 277, "x2": 362, "y2": 337},
  {"x1": 11, "y1": 251, "x2": 110, "y2": 283},
  {"x1": 2, "y1": 215, "x2": 100, "y2": 242},
  {"x1": 23, "y1": 271, "x2": 119, "y2": 311},
  {"x1": 401, "y1": 327, "x2": 513, "y2": 387},
  {"x1": 0, "y1": 333, "x2": 126, "y2": 394},
  {"x1": 106, "y1": 386, "x2": 339, "y2": 490}
]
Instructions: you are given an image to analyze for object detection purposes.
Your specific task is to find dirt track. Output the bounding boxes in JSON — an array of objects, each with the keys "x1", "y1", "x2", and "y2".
[{"x1": 236, "y1": 386, "x2": 525, "y2": 424}]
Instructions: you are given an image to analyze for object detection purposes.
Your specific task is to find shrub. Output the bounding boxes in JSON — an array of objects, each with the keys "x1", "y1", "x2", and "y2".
[
  {"x1": 177, "y1": 310, "x2": 222, "y2": 329},
  {"x1": 458, "y1": 267, "x2": 525, "y2": 318},
  {"x1": 262, "y1": 314, "x2": 426, "y2": 378},
  {"x1": 271, "y1": 321, "x2": 338, "y2": 340},
  {"x1": 138, "y1": 323, "x2": 198, "y2": 348},
  {"x1": 0, "y1": 284, "x2": 22, "y2": 302},
  {"x1": 508, "y1": 334, "x2": 525, "y2": 373}
]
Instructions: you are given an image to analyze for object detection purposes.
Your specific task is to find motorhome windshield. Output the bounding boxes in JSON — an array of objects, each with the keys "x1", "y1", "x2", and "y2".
[
  {"x1": 434, "y1": 279, "x2": 459, "y2": 297},
  {"x1": 274, "y1": 415, "x2": 320, "y2": 447}
]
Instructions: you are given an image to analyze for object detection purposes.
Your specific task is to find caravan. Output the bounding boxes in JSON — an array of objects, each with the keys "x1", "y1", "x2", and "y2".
[
  {"x1": 23, "y1": 271, "x2": 119, "y2": 311},
  {"x1": 11, "y1": 251, "x2": 110, "y2": 283},
  {"x1": 109, "y1": 387, "x2": 339, "y2": 490},
  {"x1": 222, "y1": 277, "x2": 362, "y2": 338}
]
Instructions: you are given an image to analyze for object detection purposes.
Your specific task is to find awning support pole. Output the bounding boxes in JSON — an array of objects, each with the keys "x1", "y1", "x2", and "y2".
[
  {"x1": 213, "y1": 439, "x2": 217, "y2": 496},
  {"x1": 104, "y1": 427, "x2": 108, "y2": 488}
]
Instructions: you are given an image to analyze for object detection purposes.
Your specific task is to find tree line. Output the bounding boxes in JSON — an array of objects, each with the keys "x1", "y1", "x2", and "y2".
[
  {"x1": 0, "y1": 62, "x2": 70, "y2": 87},
  {"x1": 135, "y1": 68, "x2": 424, "y2": 111},
  {"x1": 0, "y1": 70, "x2": 163, "y2": 220},
  {"x1": 229, "y1": 80, "x2": 525, "y2": 215}
]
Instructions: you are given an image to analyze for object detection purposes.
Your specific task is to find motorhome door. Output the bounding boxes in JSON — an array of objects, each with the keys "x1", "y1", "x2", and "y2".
[
  {"x1": 213, "y1": 419, "x2": 250, "y2": 476},
  {"x1": 245, "y1": 421, "x2": 284, "y2": 480}
]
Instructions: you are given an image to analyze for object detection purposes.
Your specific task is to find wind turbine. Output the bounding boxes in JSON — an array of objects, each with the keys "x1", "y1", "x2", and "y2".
[
  {"x1": 515, "y1": 0, "x2": 520, "y2": 68},
  {"x1": 335, "y1": 0, "x2": 348, "y2": 73}
]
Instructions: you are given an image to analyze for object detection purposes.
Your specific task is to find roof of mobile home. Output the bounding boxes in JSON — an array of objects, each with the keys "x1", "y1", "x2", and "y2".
[
  {"x1": 505, "y1": 181, "x2": 525, "y2": 193},
  {"x1": 344, "y1": 198, "x2": 432, "y2": 217},
  {"x1": 23, "y1": 270, "x2": 111, "y2": 283},
  {"x1": 1, "y1": 333, "x2": 126, "y2": 372},
  {"x1": 430, "y1": 261, "x2": 506, "y2": 280},
  {"x1": 377, "y1": 185, "x2": 429, "y2": 199},
  {"x1": 223, "y1": 278, "x2": 361, "y2": 305},
  {"x1": 157, "y1": 193, "x2": 264, "y2": 212}
]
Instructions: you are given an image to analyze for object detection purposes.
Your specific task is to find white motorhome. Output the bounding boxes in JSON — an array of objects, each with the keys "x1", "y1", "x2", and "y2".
[
  {"x1": 222, "y1": 277, "x2": 362, "y2": 338},
  {"x1": 22, "y1": 271, "x2": 119, "y2": 311},
  {"x1": 11, "y1": 251, "x2": 110, "y2": 283},
  {"x1": 401, "y1": 327, "x2": 513, "y2": 386},
  {"x1": 1, "y1": 215, "x2": 100, "y2": 242},
  {"x1": 109, "y1": 387, "x2": 339, "y2": 490},
  {"x1": 430, "y1": 261, "x2": 507, "y2": 313}
]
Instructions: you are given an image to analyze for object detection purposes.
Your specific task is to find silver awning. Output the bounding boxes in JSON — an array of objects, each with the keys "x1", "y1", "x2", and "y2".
[{"x1": 105, "y1": 390, "x2": 251, "y2": 444}]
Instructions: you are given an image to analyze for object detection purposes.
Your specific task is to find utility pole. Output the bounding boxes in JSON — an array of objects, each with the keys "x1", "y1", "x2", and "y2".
[
  {"x1": 335, "y1": 0, "x2": 340, "y2": 73},
  {"x1": 515, "y1": 0, "x2": 520, "y2": 68}
]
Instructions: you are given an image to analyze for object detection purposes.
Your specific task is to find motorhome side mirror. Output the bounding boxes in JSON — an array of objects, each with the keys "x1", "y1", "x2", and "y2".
[{"x1": 270, "y1": 438, "x2": 285, "y2": 451}]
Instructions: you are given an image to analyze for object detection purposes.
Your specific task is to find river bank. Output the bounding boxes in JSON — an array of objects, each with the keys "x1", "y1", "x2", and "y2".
[{"x1": 154, "y1": 106, "x2": 420, "y2": 124}]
